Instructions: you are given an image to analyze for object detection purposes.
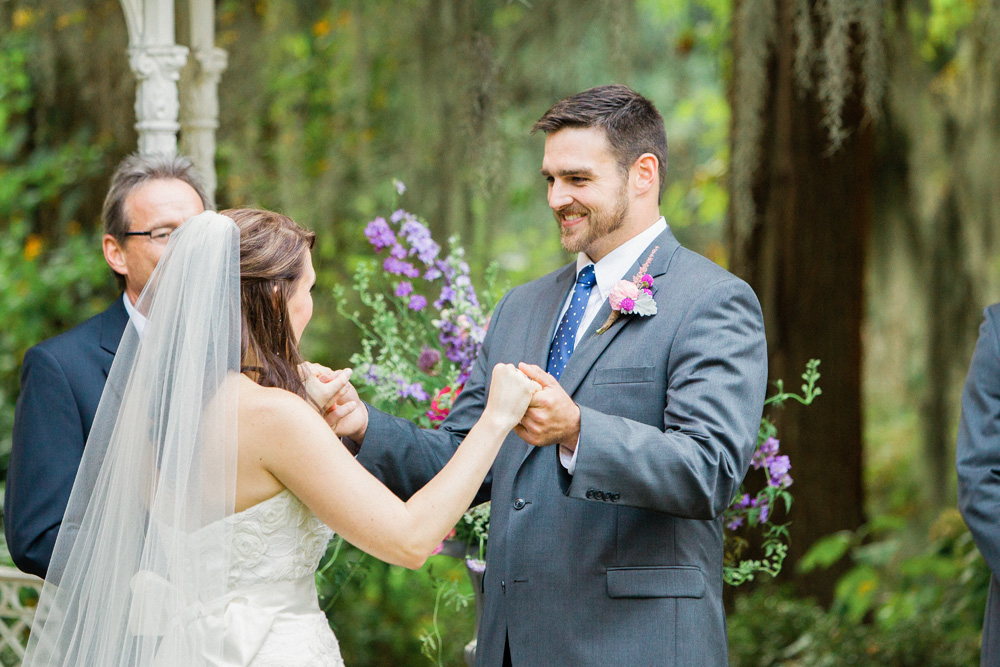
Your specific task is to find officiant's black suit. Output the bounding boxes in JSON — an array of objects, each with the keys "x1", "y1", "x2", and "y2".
[{"x1": 5, "y1": 298, "x2": 128, "y2": 578}]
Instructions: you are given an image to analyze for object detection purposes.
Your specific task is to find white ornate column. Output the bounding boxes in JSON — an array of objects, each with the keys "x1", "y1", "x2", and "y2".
[
  {"x1": 180, "y1": 49, "x2": 227, "y2": 198},
  {"x1": 130, "y1": 45, "x2": 189, "y2": 155},
  {"x1": 121, "y1": 0, "x2": 189, "y2": 156},
  {"x1": 180, "y1": 0, "x2": 226, "y2": 198}
]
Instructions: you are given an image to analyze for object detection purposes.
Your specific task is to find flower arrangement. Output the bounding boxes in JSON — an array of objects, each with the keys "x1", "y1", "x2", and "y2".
[
  {"x1": 338, "y1": 183, "x2": 817, "y2": 587},
  {"x1": 333, "y1": 184, "x2": 499, "y2": 429}
]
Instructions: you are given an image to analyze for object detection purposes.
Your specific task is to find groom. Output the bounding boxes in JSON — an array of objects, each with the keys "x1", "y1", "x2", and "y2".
[{"x1": 344, "y1": 85, "x2": 767, "y2": 666}]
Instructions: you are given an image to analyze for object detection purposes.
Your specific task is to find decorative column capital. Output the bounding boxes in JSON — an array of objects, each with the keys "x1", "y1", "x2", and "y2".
[
  {"x1": 129, "y1": 44, "x2": 189, "y2": 155},
  {"x1": 194, "y1": 47, "x2": 228, "y2": 82}
]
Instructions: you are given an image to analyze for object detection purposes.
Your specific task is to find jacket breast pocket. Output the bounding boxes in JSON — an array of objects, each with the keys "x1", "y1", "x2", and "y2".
[
  {"x1": 592, "y1": 366, "x2": 656, "y2": 385},
  {"x1": 606, "y1": 565, "x2": 706, "y2": 599}
]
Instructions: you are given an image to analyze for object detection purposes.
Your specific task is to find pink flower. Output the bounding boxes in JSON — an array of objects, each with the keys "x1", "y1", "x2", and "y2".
[
  {"x1": 620, "y1": 296, "x2": 636, "y2": 312},
  {"x1": 609, "y1": 280, "x2": 640, "y2": 310},
  {"x1": 641, "y1": 274, "x2": 654, "y2": 286},
  {"x1": 642, "y1": 288, "x2": 653, "y2": 296}
]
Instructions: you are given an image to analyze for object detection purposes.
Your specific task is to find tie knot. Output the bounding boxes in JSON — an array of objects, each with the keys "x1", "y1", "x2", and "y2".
[{"x1": 576, "y1": 264, "x2": 596, "y2": 288}]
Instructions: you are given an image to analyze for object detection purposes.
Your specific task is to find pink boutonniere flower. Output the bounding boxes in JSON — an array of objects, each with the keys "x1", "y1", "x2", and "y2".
[{"x1": 596, "y1": 246, "x2": 659, "y2": 334}]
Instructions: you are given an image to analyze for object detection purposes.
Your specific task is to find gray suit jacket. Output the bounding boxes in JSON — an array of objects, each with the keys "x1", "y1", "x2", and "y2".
[
  {"x1": 957, "y1": 303, "x2": 1000, "y2": 666},
  {"x1": 357, "y1": 227, "x2": 767, "y2": 666}
]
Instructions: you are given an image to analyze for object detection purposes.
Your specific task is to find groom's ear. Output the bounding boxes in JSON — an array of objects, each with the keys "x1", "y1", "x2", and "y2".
[{"x1": 632, "y1": 153, "x2": 659, "y2": 199}]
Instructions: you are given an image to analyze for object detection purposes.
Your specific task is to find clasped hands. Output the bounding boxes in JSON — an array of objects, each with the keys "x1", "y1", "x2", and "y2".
[{"x1": 300, "y1": 361, "x2": 581, "y2": 453}]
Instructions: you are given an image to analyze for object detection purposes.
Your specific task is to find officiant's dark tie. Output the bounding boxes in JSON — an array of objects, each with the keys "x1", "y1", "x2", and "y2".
[{"x1": 546, "y1": 264, "x2": 597, "y2": 381}]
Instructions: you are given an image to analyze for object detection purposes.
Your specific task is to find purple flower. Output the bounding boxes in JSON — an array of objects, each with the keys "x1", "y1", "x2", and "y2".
[
  {"x1": 390, "y1": 243, "x2": 408, "y2": 259},
  {"x1": 418, "y1": 347, "x2": 441, "y2": 375},
  {"x1": 398, "y1": 380, "x2": 429, "y2": 402},
  {"x1": 437, "y1": 285, "x2": 457, "y2": 305},
  {"x1": 384, "y1": 256, "x2": 420, "y2": 278},
  {"x1": 761, "y1": 437, "x2": 780, "y2": 456},
  {"x1": 466, "y1": 558, "x2": 486, "y2": 574},
  {"x1": 364, "y1": 217, "x2": 396, "y2": 251},
  {"x1": 408, "y1": 295, "x2": 428, "y2": 311},
  {"x1": 726, "y1": 516, "x2": 745, "y2": 531},
  {"x1": 394, "y1": 179, "x2": 407, "y2": 195},
  {"x1": 768, "y1": 455, "x2": 791, "y2": 481},
  {"x1": 400, "y1": 219, "x2": 440, "y2": 264},
  {"x1": 620, "y1": 297, "x2": 636, "y2": 312},
  {"x1": 390, "y1": 208, "x2": 406, "y2": 224},
  {"x1": 395, "y1": 281, "x2": 413, "y2": 297},
  {"x1": 363, "y1": 365, "x2": 381, "y2": 385},
  {"x1": 424, "y1": 267, "x2": 443, "y2": 281},
  {"x1": 758, "y1": 502, "x2": 771, "y2": 524},
  {"x1": 739, "y1": 493, "x2": 752, "y2": 508}
]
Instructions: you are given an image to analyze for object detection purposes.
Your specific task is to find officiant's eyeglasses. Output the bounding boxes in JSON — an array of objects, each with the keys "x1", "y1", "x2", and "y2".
[{"x1": 124, "y1": 226, "x2": 175, "y2": 245}]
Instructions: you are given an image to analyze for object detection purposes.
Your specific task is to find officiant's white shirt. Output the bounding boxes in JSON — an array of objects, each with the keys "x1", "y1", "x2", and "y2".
[
  {"x1": 556, "y1": 216, "x2": 668, "y2": 473},
  {"x1": 122, "y1": 292, "x2": 147, "y2": 336}
]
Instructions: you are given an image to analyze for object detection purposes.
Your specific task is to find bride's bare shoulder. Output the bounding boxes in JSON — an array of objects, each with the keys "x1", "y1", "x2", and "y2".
[{"x1": 237, "y1": 374, "x2": 318, "y2": 433}]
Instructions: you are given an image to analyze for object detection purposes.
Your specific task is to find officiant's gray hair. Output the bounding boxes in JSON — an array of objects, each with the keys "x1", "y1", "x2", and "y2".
[
  {"x1": 532, "y1": 84, "x2": 668, "y2": 202},
  {"x1": 101, "y1": 153, "x2": 213, "y2": 289}
]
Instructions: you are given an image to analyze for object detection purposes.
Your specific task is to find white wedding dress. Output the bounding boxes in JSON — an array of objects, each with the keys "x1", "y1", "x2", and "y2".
[
  {"x1": 127, "y1": 488, "x2": 344, "y2": 666},
  {"x1": 225, "y1": 488, "x2": 343, "y2": 666},
  {"x1": 134, "y1": 488, "x2": 345, "y2": 666}
]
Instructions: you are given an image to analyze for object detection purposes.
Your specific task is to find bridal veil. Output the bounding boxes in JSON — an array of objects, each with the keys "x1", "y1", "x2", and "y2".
[{"x1": 24, "y1": 212, "x2": 243, "y2": 666}]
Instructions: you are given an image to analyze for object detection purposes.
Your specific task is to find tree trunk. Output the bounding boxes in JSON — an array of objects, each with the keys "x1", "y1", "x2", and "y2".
[{"x1": 729, "y1": 0, "x2": 870, "y2": 601}]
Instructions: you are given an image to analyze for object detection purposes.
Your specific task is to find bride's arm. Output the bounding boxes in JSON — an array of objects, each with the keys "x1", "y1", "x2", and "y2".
[{"x1": 249, "y1": 363, "x2": 534, "y2": 569}]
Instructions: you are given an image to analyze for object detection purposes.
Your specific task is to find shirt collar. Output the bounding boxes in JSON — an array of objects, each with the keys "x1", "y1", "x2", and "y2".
[
  {"x1": 576, "y1": 217, "x2": 668, "y2": 300},
  {"x1": 122, "y1": 292, "x2": 147, "y2": 336}
]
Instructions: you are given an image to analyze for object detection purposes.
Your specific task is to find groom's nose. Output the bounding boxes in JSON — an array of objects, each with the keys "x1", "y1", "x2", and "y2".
[{"x1": 548, "y1": 181, "x2": 574, "y2": 210}]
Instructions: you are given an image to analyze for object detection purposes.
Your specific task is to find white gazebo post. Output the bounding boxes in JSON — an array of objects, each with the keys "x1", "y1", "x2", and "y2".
[
  {"x1": 121, "y1": 0, "x2": 189, "y2": 156},
  {"x1": 180, "y1": 0, "x2": 227, "y2": 199}
]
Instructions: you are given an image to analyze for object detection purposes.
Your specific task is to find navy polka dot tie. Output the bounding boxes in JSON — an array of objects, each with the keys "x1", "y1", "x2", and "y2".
[{"x1": 547, "y1": 264, "x2": 597, "y2": 381}]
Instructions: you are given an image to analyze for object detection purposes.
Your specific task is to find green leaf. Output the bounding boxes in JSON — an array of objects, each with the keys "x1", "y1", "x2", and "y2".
[{"x1": 798, "y1": 531, "x2": 854, "y2": 573}]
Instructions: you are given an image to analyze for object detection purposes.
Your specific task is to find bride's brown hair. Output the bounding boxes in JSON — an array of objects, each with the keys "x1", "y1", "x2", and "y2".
[{"x1": 222, "y1": 208, "x2": 316, "y2": 398}]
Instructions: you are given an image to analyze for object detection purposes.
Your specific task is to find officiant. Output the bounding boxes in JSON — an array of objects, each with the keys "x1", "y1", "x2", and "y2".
[{"x1": 4, "y1": 154, "x2": 209, "y2": 577}]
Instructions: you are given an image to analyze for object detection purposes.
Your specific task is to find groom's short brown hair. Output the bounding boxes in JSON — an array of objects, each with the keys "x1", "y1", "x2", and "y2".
[{"x1": 532, "y1": 84, "x2": 668, "y2": 201}]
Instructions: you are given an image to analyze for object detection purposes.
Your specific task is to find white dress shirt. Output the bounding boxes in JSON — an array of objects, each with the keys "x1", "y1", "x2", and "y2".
[
  {"x1": 555, "y1": 217, "x2": 668, "y2": 473},
  {"x1": 122, "y1": 292, "x2": 147, "y2": 336}
]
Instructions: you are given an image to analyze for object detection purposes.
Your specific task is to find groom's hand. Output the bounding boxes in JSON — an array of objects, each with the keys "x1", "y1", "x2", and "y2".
[{"x1": 514, "y1": 363, "x2": 581, "y2": 450}]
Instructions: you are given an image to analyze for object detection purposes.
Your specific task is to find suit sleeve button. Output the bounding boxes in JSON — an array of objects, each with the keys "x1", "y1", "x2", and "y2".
[{"x1": 586, "y1": 489, "x2": 594, "y2": 499}]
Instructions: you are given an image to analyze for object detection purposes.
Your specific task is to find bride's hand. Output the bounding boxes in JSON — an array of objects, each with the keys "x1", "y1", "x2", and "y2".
[
  {"x1": 483, "y1": 363, "x2": 542, "y2": 429},
  {"x1": 300, "y1": 363, "x2": 370, "y2": 447}
]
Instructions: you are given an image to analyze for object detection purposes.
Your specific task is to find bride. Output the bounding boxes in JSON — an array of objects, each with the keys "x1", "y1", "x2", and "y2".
[{"x1": 23, "y1": 209, "x2": 538, "y2": 666}]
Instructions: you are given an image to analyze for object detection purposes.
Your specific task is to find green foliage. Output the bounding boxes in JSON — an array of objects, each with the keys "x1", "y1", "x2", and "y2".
[
  {"x1": 418, "y1": 566, "x2": 473, "y2": 667},
  {"x1": 0, "y1": 26, "x2": 113, "y2": 474},
  {"x1": 317, "y1": 541, "x2": 474, "y2": 667},
  {"x1": 724, "y1": 361, "x2": 821, "y2": 586},
  {"x1": 732, "y1": 510, "x2": 986, "y2": 666}
]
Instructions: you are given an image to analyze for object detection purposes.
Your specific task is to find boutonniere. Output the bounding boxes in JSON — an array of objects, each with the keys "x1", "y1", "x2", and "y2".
[{"x1": 595, "y1": 246, "x2": 659, "y2": 334}]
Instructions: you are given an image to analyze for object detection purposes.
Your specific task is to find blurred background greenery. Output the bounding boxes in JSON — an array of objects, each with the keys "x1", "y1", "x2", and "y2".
[{"x1": 3, "y1": 0, "x2": 1000, "y2": 664}]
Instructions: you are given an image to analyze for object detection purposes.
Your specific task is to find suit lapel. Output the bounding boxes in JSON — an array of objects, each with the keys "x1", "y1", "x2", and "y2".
[
  {"x1": 99, "y1": 297, "x2": 129, "y2": 378},
  {"x1": 557, "y1": 227, "x2": 680, "y2": 399},
  {"x1": 517, "y1": 228, "x2": 681, "y2": 470}
]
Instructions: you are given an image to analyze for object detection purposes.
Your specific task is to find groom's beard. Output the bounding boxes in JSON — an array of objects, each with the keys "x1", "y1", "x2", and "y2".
[{"x1": 556, "y1": 181, "x2": 630, "y2": 255}]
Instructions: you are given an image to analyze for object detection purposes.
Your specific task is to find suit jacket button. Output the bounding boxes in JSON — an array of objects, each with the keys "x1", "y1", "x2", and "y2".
[{"x1": 513, "y1": 498, "x2": 526, "y2": 510}]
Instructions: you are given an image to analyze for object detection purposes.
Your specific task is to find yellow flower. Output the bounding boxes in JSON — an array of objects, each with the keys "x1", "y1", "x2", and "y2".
[
  {"x1": 312, "y1": 19, "x2": 331, "y2": 38},
  {"x1": 24, "y1": 234, "x2": 43, "y2": 261},
  {"x1": 13, "y1": 9, "x2": 34, "y2": 29}
]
